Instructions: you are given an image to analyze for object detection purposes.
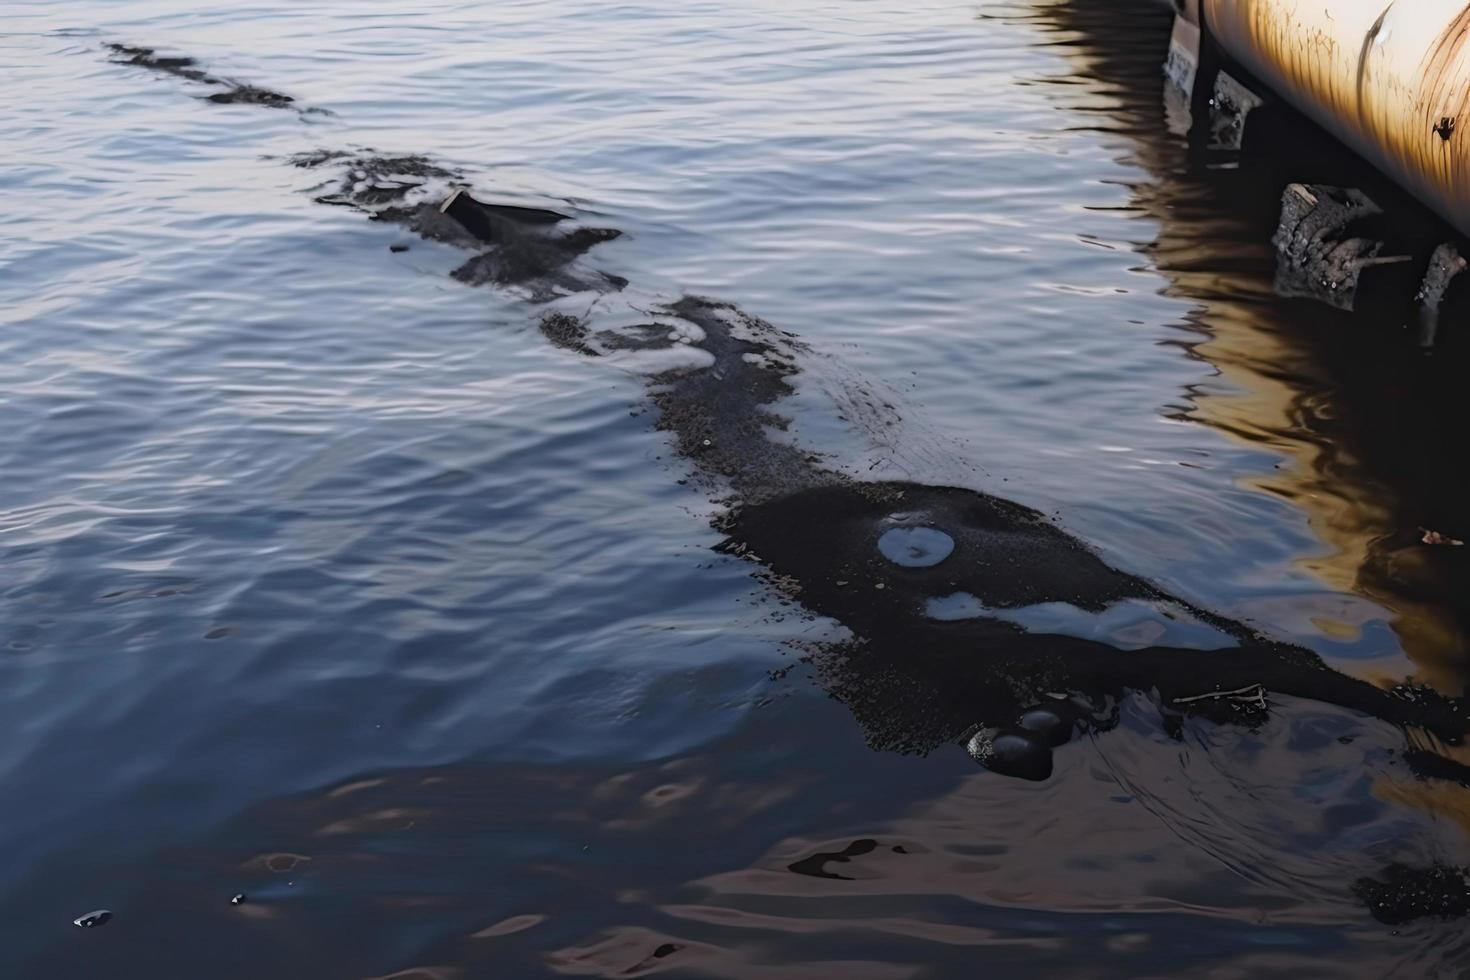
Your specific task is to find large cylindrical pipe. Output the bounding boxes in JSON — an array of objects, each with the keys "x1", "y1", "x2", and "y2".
[{"x1": 1199, "y1": 0, "x2": 1470, "y2": 238}]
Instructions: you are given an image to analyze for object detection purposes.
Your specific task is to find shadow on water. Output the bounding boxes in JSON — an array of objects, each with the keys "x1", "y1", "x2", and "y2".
[{"x1": 28, "y1": 8, "x2": 1470, "y2": 975}]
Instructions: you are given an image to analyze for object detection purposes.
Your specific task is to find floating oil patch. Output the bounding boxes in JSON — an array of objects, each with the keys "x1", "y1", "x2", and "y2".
[
  {"x1": 539, "y1": 312, "x2": 599, "y2": 357},
  {"x1": 72, "y1": 909, "x2": 111, "y2": 929},
  {"x1": 88, "y1": 29, "x2": 1470, "y2": 951},
  {"x1": 1354, "y1": 864, "x2": 1470, "y2": 924},
  {"x1": 276, "y1": 143, "x2": 1470, "y2": 768},
  {"x1": 104, "y1": 43, "x2": 1470, "y2": 790},
  {"x1": 288, "y1": 156, "x2": 624, "y2": 301},
  {"x1": 786, "y1": 838, "x2": 879, "y2": 880},
  {"x1": 725, "y1": 481, "x2": 1468, "y2": 760},
  {"x1": 732, "y1": 482, "x2": 1161, "y2": 618},
  {"x1": 103, "y1": 43, "x2": 319, "y2": 113},
  {"x1": 877, "y1": 524, "x2": 955, "y2": 568}
]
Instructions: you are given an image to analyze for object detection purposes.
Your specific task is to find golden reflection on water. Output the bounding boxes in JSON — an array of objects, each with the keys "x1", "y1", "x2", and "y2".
[
  {"x1": 1188, "y1": 298, "x2": 1467, "y2": 689},
  {"x1": 1371, "y1": 726, "x2": 1470, "y2": 862},
  {"x1": 1028, "y1": 0, "x2": 1469, "y2": 692}
]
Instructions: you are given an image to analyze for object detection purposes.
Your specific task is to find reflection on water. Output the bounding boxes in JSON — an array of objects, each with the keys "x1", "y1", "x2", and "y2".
[
  {"x1": 1020, "y1": 0, "x2": 1470, "y2": 689},
  {"x1": 6, "y1": 0, "x2": 1470, "y2": 976},
  {"x1": 23, "y1": 697, "x2": 1470, "y2": 977}
]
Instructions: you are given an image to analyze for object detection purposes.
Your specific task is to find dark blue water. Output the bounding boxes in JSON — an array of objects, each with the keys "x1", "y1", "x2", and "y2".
[{"x1": 6, "y1": 0, "x2": 1470, "y2": 975}]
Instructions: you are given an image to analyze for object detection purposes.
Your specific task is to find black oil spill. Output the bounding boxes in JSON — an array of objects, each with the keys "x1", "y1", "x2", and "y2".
[
  {"x1": 104, "y1": 43, "x2": 213, "y2": 83},
  {"x1": 1406, "y1": 746, "x2": 1470, "y2": 786},
  {"x1": 722, "y1": 482, "x2": 1467, "y2": 757},
  {"x1": 1354, "y1": 864, "x2": 1470, "y2": 924},
  {"x1": 539, "y1": 312, "x2": 600, "y2": 356},
  {"x1": 71, "y1": 909, "x2": 112, "y2": 929},
  {"x1": 289, "y1": 154, "x2": 625, "y2": 299},
  {"x1": 787, "y1": 838, "x2": 879, "y2": 879},
  {"x1": 443, "y1": 189, "x2": 624, "y2": 296},
  {"x1": 104, "y1": 44, "x2": 313, "y2": 112},
  {"x1": 280, "y1": 139, "x2": 1470, "y2": 784},
  {"x1": 111, "y1": 40, "x2": 1470, "y2": 771},
  {"x1": 98, "y1": 40, "x2": 1470, "y2": 929}
]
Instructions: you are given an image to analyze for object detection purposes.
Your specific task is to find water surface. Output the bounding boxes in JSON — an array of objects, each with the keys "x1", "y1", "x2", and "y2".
[{"x1": 5, "y1": 0, "x2": 1470, "y2": 975}]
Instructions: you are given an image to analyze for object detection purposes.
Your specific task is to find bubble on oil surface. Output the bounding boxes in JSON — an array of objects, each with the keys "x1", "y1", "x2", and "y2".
[{"x1": 877, "y1": 525, "x2": 955, "y2": 568}]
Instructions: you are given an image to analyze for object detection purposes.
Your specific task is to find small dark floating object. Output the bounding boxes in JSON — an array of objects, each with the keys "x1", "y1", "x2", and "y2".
[
  {"x1": 1354, "y1": 864, "x2": 1470, "y2": 924},
  {"x1": 538, "y1": 312, "x2": 598, "y2": 356},
  {"x1": 786, "y1": 839, "x2": 878, "y2": 880},
  {"x1": 389, "y1": 244, "x2": 409, "y2": 253},
  {"x1": 230, "y1": 893, "x2": 247, "y2": 905},
  {"x1": 206, "y1": 86, "x2": 294, "y2": 106},
  {"x1": 438, "y1": 187, "x2": 570, "y2": 243},
  {"x1": 1405, "y1": 748, "x2": 1470, "y2": 787},
  {"x1": 73, "y1": 909, "x2": 112, "y2": 929},
  {"x1": 968, "y1": 728, "x2": 1053, "y2": 781},
  {"x1": 1018, "y1": 707, "x2": 1072, "y2": 747}
]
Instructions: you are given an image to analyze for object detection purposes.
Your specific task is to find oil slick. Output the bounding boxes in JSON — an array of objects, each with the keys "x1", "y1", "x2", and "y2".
[
  {"x1": 104, "y1": 44, "x2": 317, "y2": 112},
  {"x1": 99, "y1": 39, "x2": 1470, "y2": 924}
]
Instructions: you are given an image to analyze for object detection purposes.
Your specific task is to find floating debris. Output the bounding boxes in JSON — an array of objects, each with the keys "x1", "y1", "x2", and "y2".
[
  {"x1": 102, "y1": 39, "x2": 1470, "y2": 789},
  {"x1": 73, "y1": 909, "x2": 112, "y2": 929},
  {"x1": 1355, "y1": 864, "x2": 1470, "y2": 925},
  {"x1": 1421, "y1": 528, "x2": 1465, "y2": 547},
  {"x1": 104, "y1": 43, "x2": 311, "y2": 113},
  {"x1": 967, "y1": 727, "x2": 1053, "y2": 782},
  {"x1": 538, "y1": 312, "x2": 599, "y2": 357},
  {"x1": 786, "y1": 838, "x2": 879, "y2": 880},
  {"x1": 439, "y1": 187, "x2": 570, "y2": 235},
  {"x1": 1018, "y1": 707, "x2": 1071, "y2": 746}
]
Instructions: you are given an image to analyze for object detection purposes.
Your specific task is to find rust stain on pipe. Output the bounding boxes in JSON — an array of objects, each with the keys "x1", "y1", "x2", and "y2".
[{"x1": 1202, "y1": 0, "x2": 1470, "y2": 237}]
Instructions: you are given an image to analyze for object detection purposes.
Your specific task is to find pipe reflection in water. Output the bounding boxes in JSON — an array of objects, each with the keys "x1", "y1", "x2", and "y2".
[
  {"x1": 1030, "y1": 0, "x2": 1470, "y2": 691},
  {"x1": 1024, "y1": 0, "x2": 1470, "y2": 932}
]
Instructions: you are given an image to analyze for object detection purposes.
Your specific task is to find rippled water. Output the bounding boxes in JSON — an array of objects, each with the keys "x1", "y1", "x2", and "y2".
[{"x1": 6, "y1": 0, "x2": 1470, "y2": 975}]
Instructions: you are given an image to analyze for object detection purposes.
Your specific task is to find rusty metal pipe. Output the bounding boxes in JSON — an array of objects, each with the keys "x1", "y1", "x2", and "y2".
[{"x1": 1189, "y1": 1, "x2": 1470, "y2": 237}]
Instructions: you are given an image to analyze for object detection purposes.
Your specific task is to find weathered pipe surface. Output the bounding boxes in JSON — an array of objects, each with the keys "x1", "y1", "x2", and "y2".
[{"x1": 1198, "y1": 0, "x2": 1470, "y2": 238}]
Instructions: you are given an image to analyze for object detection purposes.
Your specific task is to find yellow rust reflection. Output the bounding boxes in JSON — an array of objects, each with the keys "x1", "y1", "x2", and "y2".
[
  {"x1": 1376, "y1": 729, "x2": 1470, "y2": 837},
  {"x1": 1031, "y1": 0, "x2": 1470, "y2": 689},
  {"x1": 1204, "y1": 0, "x2": 1470, "y2": 236},
  {"x1": 1186, "y1": 300, "x2": 1465, "y2": 689}
]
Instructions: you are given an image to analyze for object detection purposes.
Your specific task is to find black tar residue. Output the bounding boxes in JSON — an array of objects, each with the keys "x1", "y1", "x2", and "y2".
[
  {"x1": 1354, "y1": 864, "x2": 1470, "y2": 924},
  {"x1": 107, "y1": 44, "x2": 1470, "y2": 925},
  {"x1": 787, "y1": 838, "x2": 880, "y2": 880},
  {"x1": 105, "y1": 44, "x2": 317, "y2": 112},
  {"x1": 291, "y1": 154, "x2": 625, "y2": 300}
]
